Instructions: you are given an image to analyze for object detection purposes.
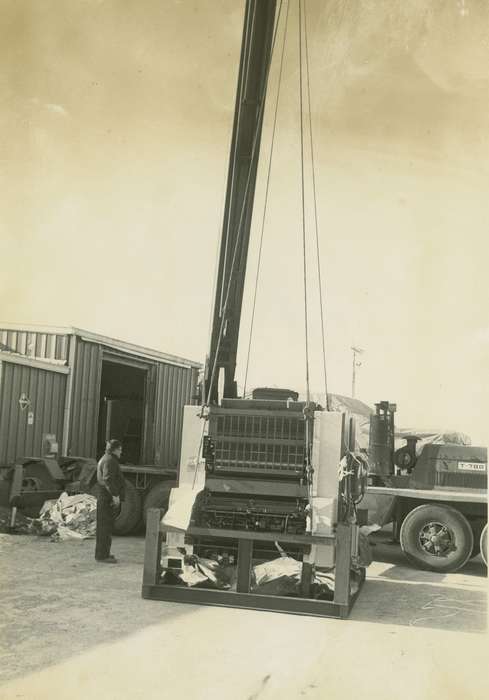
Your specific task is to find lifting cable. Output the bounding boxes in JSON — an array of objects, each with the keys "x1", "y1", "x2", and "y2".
[
  {"x1": 242, "y1": 0, "x2": 291, "y2": 398},
  {"x1": 298, "y1": 0, "x2": 311, "y2": 410},
  {"x1": 304, "y1": 0, "x2": 330, "y2": 411},
  {"x1": 299, "y1": 0, "x2": 314, "y2": 493},
  {"x1": 204, "y1": 0, "x2": 284, "y2": 408},
  {"x1": 243, "y1": 0, "x2": 330, "y2": 418}
]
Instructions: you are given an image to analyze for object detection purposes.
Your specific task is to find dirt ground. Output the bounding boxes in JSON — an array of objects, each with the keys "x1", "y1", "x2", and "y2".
[{"x1": 1, "y1": 530, "x2": 487, "y2": 700}]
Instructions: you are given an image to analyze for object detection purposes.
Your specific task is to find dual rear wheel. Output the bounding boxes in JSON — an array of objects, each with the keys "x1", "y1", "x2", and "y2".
[
  {"x1": 400, "y1": 504, "x2": 486, "y2": 573},
  {"x1": 480, "y1": 524, "x2": 488, "y2": 566},
  {"x1": 91, "y1": 479, "x2": 171, "y2": 535}
]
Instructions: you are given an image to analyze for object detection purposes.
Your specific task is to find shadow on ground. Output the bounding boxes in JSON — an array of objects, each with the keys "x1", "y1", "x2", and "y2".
[
  {"x1": 351, "y1": 533, "x2": 487, "y2": 633},
  {"x1": 0, "y1": 534, "x2": 195, "y2": 684},
  {"x1": 352, "y1": 577, "x2": 486, "y2": 632}
]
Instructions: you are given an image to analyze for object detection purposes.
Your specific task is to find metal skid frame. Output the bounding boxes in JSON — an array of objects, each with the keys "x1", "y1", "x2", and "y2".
[{"x1": 142, "y1": 509, "x2": 364, "y2": 619}]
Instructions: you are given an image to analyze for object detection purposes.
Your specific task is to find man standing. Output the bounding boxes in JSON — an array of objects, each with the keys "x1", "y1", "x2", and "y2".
[{"x1": 95, "y1": 439, "x2": 125, "y2": 563}]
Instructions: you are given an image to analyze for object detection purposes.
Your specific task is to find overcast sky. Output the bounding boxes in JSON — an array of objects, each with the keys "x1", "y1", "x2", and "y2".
[{"x1": 1, "y1": 0, "x2": 488, "y2": 444}]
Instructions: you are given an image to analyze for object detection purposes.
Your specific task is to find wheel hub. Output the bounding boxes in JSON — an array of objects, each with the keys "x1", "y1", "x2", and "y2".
[{"x1": 419, "y1": 521, "x2": 455, "y2": 557}]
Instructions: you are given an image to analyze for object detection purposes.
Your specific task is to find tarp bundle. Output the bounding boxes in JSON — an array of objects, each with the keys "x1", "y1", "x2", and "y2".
[
  {"x1": 326, "y1": 393, "x2": 471, "y2": 451},
  {"x1": 161, "y1": 551, "x2": 236, "y2": 589},
  {"x1": 33, "y1": 492, "x2": 97, "y2": 541}
]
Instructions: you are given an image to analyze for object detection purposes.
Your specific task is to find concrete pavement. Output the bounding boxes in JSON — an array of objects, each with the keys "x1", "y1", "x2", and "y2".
[{"x1": 1, "y1": 531, "x2": 487, "y2": 700}]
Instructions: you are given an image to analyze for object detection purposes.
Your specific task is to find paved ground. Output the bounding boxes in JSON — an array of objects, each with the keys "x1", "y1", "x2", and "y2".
[{"x1": 1, "y1": 530, "x2": 487, "y2": 700}]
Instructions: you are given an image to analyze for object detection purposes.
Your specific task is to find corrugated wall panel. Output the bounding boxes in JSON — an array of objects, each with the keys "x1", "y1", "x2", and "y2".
[
  {"x1": 0, "y1": 329, "x2": 70, "y2": 362},
  {"x1": 154, "y1": 363, "x2": 197, "y2": 468},
  {"x1": 69, "y1": 340, "x2": 102, "y2": 457},
  {"x1": 0, "y1": 361, "x2": 66, "y2": 464}
]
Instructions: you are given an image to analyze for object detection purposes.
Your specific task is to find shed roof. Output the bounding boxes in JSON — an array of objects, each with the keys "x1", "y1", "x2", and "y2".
[{"x1": 0, "y1": 323, "x2": 201, "y2": 369}]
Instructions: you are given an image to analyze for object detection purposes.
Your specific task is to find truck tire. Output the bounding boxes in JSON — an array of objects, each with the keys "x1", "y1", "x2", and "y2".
[
  {"x1": 143, "y1": 482, "x2": 172, "y2": 525},
  {"x1": 399, "y1": 504, "x2": 474, "y2": 573},
  {"x1": 113, "y1": 479, "x2": 142, "y2": 535},
  {"x1": 470, "y1": 521, "x2": 483, "y2": 558},
  {"x1": 91, "y1": 479, "x2": 142, "y2": 536},
  {"x1": 481, "y1": 524, "x2": 487, "y2": 566}
]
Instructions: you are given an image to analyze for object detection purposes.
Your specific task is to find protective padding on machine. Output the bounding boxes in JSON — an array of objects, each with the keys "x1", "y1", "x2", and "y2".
[
  {"x1": 178, "y1": 405, "x2": 207, "y2": 489},
  {"x1": 310, "y1": 410, "x2": 343, "y2": 534},
  {"x1": 159, "y1": 406, "x2": 206, "y2": 531}
]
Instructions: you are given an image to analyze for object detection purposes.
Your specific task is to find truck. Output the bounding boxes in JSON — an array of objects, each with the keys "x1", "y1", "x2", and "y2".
[
  {"x1": 0, "y1": 325, "x2": 200, "y2": 534},
  {"x1": 365, "y1": 401, "x2": 487, "y2": 572}
]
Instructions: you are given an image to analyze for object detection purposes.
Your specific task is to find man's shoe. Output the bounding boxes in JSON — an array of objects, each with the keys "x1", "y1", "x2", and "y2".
[{"x1": 96, "y1": 557, "x2": 118, "y2": 564}]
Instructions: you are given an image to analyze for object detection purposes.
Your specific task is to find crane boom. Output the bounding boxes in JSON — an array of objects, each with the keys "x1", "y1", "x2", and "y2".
[{"x1": 206, "y1": 0, "x2": 277, "y2": 404}]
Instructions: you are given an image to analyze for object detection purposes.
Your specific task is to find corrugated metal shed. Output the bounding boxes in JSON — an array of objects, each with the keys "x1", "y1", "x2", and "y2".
[
  {"x1": 154, "y1": 362, "x2": 197, "y2": 469},
  {"x1": 0, "y1": 355, "x2": 67, "y2": 463},
  {"x1": 69, "y1": 340, "x2": 103, "y2": 458},
  {"x1": 0, "y1": 328, "x2": 69, "y2": 362},
  {"x1": 0, "y1": 324, "x2": 201, "y2": 467}
]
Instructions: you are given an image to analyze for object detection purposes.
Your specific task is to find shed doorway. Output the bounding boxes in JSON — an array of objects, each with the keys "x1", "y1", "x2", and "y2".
[{"x1": 97, "y1": 359, "x2": 147, "y2": 464}]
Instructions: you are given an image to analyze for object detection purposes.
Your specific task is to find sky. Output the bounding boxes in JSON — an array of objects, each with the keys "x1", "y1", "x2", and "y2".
[{"x1": 1, "y1": 0, "x2": 488, "y2": 444}]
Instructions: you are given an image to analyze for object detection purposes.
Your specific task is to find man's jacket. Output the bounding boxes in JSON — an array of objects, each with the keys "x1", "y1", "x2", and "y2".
[{"x1": 96, "y1": 452, "x2": 126, "y2": 500}]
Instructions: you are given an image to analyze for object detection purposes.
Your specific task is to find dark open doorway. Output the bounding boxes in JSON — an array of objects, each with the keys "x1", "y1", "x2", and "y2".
[{"x1": 97, "y1": 360, "x2": 147, "y2": 463}]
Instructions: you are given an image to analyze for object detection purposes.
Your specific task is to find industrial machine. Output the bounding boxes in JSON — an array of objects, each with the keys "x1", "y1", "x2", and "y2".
[
  {"x1": 367, "y1": 401, "x2": 487, "y2": 571},
  {"x1": 142, "y1": 0, "x2": 366, "y2": 618},
  {"x1": 197, "y1": 391, "x2": 314, "y2": 536}
]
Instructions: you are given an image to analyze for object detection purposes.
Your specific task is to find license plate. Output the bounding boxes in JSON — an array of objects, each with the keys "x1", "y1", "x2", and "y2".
[{"x1": 458, "y1": 461, "x2": 487, "y2": 472}]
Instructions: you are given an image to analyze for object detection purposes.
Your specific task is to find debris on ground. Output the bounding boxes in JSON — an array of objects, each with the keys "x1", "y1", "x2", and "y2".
[
  {"x1": 0, "y1": 506, "x2": 33, "y2": 534},
  {"x1": 31, "y1": 492, "x2": 97, "y2": 541}
]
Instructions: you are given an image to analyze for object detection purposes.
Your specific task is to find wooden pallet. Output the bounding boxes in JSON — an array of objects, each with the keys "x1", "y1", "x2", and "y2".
[{"x1": 142, "y1": 509, "x2": 364, "y2": 618}]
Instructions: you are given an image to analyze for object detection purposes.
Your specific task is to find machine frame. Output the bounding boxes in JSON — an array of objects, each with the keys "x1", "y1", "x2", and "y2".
[{"x1": 142, "y1": 509, "x2": 364, "y2": 619}]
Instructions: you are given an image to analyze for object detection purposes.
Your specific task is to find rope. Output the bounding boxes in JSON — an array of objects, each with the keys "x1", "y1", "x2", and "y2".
[
  {"x1": 243, "y1": 0, "x2": 290, "y2": 397},
  {"x1": 205, "y1": 0, "x2": 284, "y2": 406},
  {"x1": 304, "y1": 0, "x2": 330, "y2": 411}
]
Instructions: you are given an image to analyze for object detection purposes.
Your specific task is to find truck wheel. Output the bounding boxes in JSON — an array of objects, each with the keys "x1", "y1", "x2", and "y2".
[
  {"x1": 481, "y1": 524, "x2": 487, "y2": 566},
  {"x1": 399, "y1": 504, "x2": 473, "y2": 573},
  {"x1": 113, "y1": 479, "x2": 142, "y2": 535},
  {"x1": 143, "y1": 482, "x2": 172, "y2": 525},
  {"x1": 470, "y1": 521, "x2": 484, "y2": 558},
  {"x1": 91, "y1": 480, "x2": 142, "y2": 535}
]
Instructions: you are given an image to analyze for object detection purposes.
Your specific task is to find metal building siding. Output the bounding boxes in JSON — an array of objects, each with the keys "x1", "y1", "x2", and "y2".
[
  {"x1": 0, "y1": 329, "x2": 69, "y2": 361},
  {"x1": 0, "y1": 361, "x2": 66, "y2": 463},
  {"x1": 154, "y1": 362, "x2": 196, "y2": 468},
  {"x1": 68, "y1": 340, "x2": 102, "y2": 457}
]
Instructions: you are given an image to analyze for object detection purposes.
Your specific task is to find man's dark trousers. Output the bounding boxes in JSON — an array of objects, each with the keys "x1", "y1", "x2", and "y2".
[{"x1": 95, "y1": 485, "x2": 115, "y2": 560}]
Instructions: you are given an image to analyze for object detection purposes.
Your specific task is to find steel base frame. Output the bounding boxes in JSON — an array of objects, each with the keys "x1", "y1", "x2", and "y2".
[{"x1": 142, "y1": 509, "x2": 365, "y2": 619}]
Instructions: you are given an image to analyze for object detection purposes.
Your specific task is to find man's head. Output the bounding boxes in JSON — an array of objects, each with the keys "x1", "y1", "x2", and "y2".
[{"x1": 106, "y1": 439, "x2": 123, "y2": 458}]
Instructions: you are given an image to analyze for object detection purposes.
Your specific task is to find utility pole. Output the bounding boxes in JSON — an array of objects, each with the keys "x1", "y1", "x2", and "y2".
[{"x1": 351, "y1": 346, "x2": 364, "y2": 399}]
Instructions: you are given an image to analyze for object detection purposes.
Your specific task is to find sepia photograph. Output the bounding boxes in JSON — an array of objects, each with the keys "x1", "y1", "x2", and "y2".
[{"x1": 1, "y1": 1, "x2": 487, "y2": 698}]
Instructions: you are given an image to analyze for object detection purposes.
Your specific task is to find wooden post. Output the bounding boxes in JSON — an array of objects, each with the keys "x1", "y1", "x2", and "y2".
[
  {"x1": 333, "y1": 523, "x2": 352, "y2": 607},
  {"x1": 236, "y1": 539, "x2": 253, "y2": 593},
  {"x1": 143, "y1": 508, "x2": 163, "y2": 586}
]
